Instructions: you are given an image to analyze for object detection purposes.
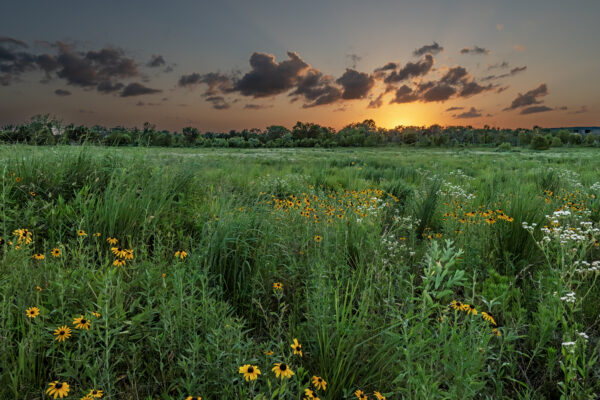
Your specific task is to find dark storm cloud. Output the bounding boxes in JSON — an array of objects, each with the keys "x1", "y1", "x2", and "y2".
[
  {"x1": 459, "y1": 81, "x2": 493, "y2": 97},
  {"x1": 390, "y1": 85, "x2": 420, "y2": 104},
  {"x1": 445, "y1": 106, "x2": 464, "y2": 111},
  {"x1": 413, "y1": 42, "x2": 444, "y2": 56},
  {"x1": 54, "y1": 88, "x2": 71, "y2": 96},
  {"x1": 520, "y1": 105, "x2": 553, "y2": 114},
  {"x1": 384, "y1": 55, "x2": 434, "y2": 83},
  {"x1": 460, "y1": 46, "x2": 490, "y2": 55},
  {"x1": 336, "y1": 69, "x2": 375, "y2": 99},
  {"x1": 454, "y1": 107, "x2": 482, "y2": 118},
  {"x1": 234, "y1": 51, "x2": 309, "y2": 97},
  {"x1": 504, "y1": 83, "x2": 548, "y2": 110},
  {"x1": 120, "y1": 82, "x2": 162, "y2": 97},
  {"x1": 147, "y1": 54, "x2": 166, "y2": 68}
]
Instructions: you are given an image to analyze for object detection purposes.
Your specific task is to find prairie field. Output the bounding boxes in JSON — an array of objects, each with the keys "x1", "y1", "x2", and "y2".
[{"x1": 2, "y1": 145, "x2": 600, "y2": 399}]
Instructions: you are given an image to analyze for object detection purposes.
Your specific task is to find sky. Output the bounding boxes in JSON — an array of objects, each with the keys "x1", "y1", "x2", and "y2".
[{"x1": 1, "y1": 0, "x2": 599, "y2": 131}]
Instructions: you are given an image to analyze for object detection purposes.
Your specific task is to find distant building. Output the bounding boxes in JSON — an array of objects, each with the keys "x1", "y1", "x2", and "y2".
[{"x1": 550, "y1": 127, "x2": 600, "y2": 135}]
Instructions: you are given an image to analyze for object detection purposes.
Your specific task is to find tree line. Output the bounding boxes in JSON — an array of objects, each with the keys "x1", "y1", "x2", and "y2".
[{"x1": 0, "y1": 114, "x2": 596, "y2": 150}]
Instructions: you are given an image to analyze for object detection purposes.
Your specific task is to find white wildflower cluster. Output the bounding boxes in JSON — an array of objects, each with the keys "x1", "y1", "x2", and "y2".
[
  {"x1": 257, "y1": 174, "x2": 309, "y2": 194},
  {"x1": 559, "y1": 292, "x2": 576, "y2": 303},
  {"x1": 561, "y1": 341, "x2": 576, "y2": 347},
  {"x1": 556, "y1": 169, "x2": 583, "y2": 190},
  {"x1": 529, "y1": 209, "x2": 599, "y2": 246},
  {"x1": 448, "y1": 169, "x2": 474, "y2": 180},
  {"x1": 355, "y1": 196, "x2": 386, "y2": 218},
  {"x1": 439, "y1": 181, "x2": 476, "y2": 201},
  {"x1": 380, "y1": 232, "x2": 412, "y2": 267},
  {"x1": 590, "y1": 182, "x2": 600, "y2": 192},
  {"x1": 392, "y1": 214, "x2": 420, "y2": 229},
  {"x1": 574, "y1": 260, "x2": 600, "y2": 273}
]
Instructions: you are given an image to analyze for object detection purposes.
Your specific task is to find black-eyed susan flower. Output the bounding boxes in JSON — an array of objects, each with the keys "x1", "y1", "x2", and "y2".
[
  {"x1": 30, "y1": 191, "x2": 36, "y2": 197},
  {"x1": 26, "y1": 306, "x2": 40, "y2": 318},
  {"x1": 32, "y1": 253, "x2": 45, "y2": 260},
  {"x1": 54, "y1": 325, "x2": 71, "y2": 342},
  {"x1": 264, "y1": 349, "x2": 274, "y2": 356},
  {"x1": 304, "y1": 388, "x2": 320, "y2": 399},
  {"x1": 36, "y1": 286, "x2": 42, "y2": 292},
  {"x1": 73, "y1": 315, "x2": 91, "y2": 330},
  {"x1": 184, "y1": 397, "x2": 202, "y2": 400},
  {"x1": 123, "y1": 249, "x2": 134, "y2": 260},
  {"x1": 88, "y1": 389, "x2": 103, "y2": 398},
  {"x1": 93, "y1": 232, "x2": 101, "y2": 237},
  {"x1": 111, "y1": 247, "x2": 127, "y2": 258},
  {"x1": 77, "y1": 230, "x2": 87, "y2": 237},
  {"x1": 354, "y1": 389, "x2": 368, "y2": 400},
  {"x1": 92, "y1": 311, "x2": 101, "y2": 318},
  {"x1": 46, "y1": 381, "x2": 70, "y2": 398},
  {"x1": 238, "y1": 364, "x2": 261, "y2": 381},
  {"x1": 291, "y1": 338, "x2": 303, "y2": 357},
  {"x1": 374, "y1": 392, "x2": 386, "y2": 400},
  {"x1": 15, "y1": 177, "x2": 21, "y2": 183},
  {"x1": 272, "y1": 363, "x2": 294, "y2": 379},
  {"x1": 174, "y1": 250, "x2": 188, "y2": 259},
  {"x1": 113, "y1": 259, "x2": 126, "y2": 267},
  {"x1": 314, "y1": 235, "x2": 322, "y2": 243},
  {"x1": 106, "y1": 237, "x2": 118, "y2": 245},
  {"x1": 51, "y1": 248, "x2": 61, "y2": 258},
  {"x1": 312, "y1": 376, "x2": 327, "y2": 391},
  {"x1": 273, "y1": 282, "x2": 283, "y2": 290},
  {"x1": 450, "y1": 300, "x2": 463, "y2": 311},
  {"x1": 462, "y1": 303, "x2": 477, "y2": 315},
  {"x1": 492, "y1": 328, "x2": 501, "y2": 337},
  {"x1": 481, "y1": 312, "x2": 497, "y2": 326}
]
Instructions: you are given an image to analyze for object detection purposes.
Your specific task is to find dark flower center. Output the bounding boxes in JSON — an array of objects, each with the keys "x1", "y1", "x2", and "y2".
[
  {"x1": 59, "y1": 331, "x2": 65, "y2": 335},
  {"x1": 280, "y1": 364, "x2": 287, "y2": 371},
  {"x1": 469, "y1": 304, "x2": 475, "y2": 309},
  {"x1": 55, "y1": 383, "x2": 63, "y2": 389},
  {"x1": 92, "y1": 390, "x2": 97, "y2": 394},
  {"x1": 247, "y1": 366, "x2": 254, "y2": 373},
  {"x1": 81, "y1": 319, "x2": 87, "y2": 324}
]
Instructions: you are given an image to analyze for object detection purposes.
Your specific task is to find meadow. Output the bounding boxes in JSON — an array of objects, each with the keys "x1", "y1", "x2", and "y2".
[{"x1": 1, "y1": 145, "x2": 600, "y2": 399}]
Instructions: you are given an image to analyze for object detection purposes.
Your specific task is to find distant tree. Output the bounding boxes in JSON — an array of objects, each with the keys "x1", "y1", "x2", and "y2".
[
  {"x1": 182, "y1": 127, "x2": 200, "y2": 145},
  {"x1": 530, "y1": 134, "x2": 549, "y2": 150}
]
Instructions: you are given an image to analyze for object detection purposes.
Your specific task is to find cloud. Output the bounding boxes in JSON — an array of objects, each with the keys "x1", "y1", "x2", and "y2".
[
  {"x1": 336, "y1": 69, "x2": 375, "y2": 99},
  {"x1": 54, "y1": 88, "x2": 71, "y2": 96},
  {"x1": 422, "y1": 84, "x2": 456, "y2": 102},
  {"x1": 390, "y1": 85, "x2": 420, "y2": 104},
  {"x1": 460, "y1": 46, "x2": 490, "y2": 55},
  {"x1": 0, "y1": 36, "x2": 28, "y2": 47},
  {"x1": 440, "y1": 66, "x2": 468, "y2": 85},
  {"x1": 481, "y1": 65, "x2": 526, "y2": 81},
  {"x1": 520, "y1": 105, "x2": 553, "y2": 114},
  {"x1": 374, "y1": 62, "x2": 397, "y2": 73},
  {"x1": 346, "y1": 53, "x2": 362, "y2": 68},
  {"x1": 120, "y1": 82, "x2": 162, "y2": 97},
  {"x1": 368, "y1": 93, "x2": 384, "y2": 108},
  {"x1": 384, "y1": 55, "x2": 434, "y2": 83},
  {"x1": 454, "y1": 107, "x2": 482, "y2": 118},
  {"x1": 445, "y1": 106, "x2": 464, "y2": 111},
  {"x1": 487, "y1": 61, "x2": 509, "y2": 71},
  {"x1": 234, "y1": 51, "x2": 309, "y2": 97},
  {"x1": 413, "y1": 42, "x2": 444, "y2": 56},
  {"x1": 97, "y1": 81, "x2": 124, "y2": 93},
  {"x1": 244, "y1": 103, "x2": 272, "y2": 110},
  {"x1": 568, "y1": 105, "x2": 589, "y2": 115},
  {"x1": 504, "y1": 83, "x2": 548, "y2": 110},
  {"x1": 206, "y1": 95, "x2": 230, "y2": 110},
  {"x1": 290, "y1": 69, "x2": 342, "y2": 107},
  {"x1": 178, "y1": 72, "x2": 231, "y2": 96},
  {"x1": 147, "y1": 54, "x2": 166, "y2": 68}
]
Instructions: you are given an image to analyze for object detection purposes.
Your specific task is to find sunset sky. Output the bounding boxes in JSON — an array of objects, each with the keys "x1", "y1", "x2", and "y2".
[{"x1": 1, "y1": 0, "x2": 598, "y2": 131}]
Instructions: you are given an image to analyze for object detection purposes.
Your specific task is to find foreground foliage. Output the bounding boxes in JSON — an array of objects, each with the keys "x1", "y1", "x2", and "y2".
[{"x1": 1, "y1": 145, "x2": 600, "y2": 399}]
